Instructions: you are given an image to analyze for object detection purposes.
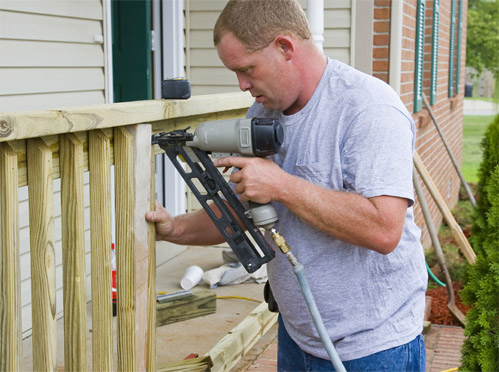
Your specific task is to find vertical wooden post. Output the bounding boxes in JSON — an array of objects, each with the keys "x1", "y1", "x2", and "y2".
[
  {"x1": 0, "y1": 143, "x2": 22, "y2": 372},
  {"x1": 146, "y1": 151, "x2": 156, "y2": 371},
  {"x1": 114, "y1": 124, "x2": 154, "y2": 371},
  {"x1": 27, "y1": 138, "x2": 57, "y2": 372},
  {"x1": 60, "y1": 134, "x2": 88, "y2": 371},
  {"x1": 88, "y1": 130, "x2": 113, "y2": 371}
]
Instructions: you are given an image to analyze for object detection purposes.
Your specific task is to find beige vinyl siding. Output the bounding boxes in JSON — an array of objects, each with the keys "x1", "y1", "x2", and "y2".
[
  {"x1": 324, "y1": 0, "x2": 352, "y2": 64},
  {"x1": 0, "y1": 1, "x2": 106, "y2": 112},
  {"x1": 0, "y1": 1, "x2": 103, "y2": 336},
  {"x1": 186, "y1": 0, "x2": 353, "y2": 95}
]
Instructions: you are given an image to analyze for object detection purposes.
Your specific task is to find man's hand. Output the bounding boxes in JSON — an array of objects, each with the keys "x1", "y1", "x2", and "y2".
[
  {"x1": 145, "y1": 201, "x2": 175, "y2": 241},
  {"x1": 213, "y1": 156, "x2": 285, "y2": 203},
  {"x1": 145, "y1": 201, "x2": 227, "y2": 246}
]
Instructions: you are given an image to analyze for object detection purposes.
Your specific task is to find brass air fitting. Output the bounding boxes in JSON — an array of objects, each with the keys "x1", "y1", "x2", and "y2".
[{"x1": 271, "y1": 229, "x2": 290, "y2": 254}]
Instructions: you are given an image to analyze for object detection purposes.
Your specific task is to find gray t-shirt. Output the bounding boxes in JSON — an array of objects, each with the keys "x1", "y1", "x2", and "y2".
[{"x1": 247, "y1": 58, "x2": 428, "y2": 361}]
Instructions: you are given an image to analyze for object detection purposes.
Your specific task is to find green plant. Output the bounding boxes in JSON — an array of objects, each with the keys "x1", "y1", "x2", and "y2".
[
  {"x1": 462, "y1": 115, "x2": 495, "y2": 183},
  {"x1": 460, "y1": 114, "x2": 499, "y2": 371}
]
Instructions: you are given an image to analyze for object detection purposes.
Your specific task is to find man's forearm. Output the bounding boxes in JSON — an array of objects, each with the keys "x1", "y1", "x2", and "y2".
[
  {"x1": 163, "y1": 207, "x2": 226, "y2": 246},
  {"x1": 275, "y1": 173, "x2": 407, "y2": 254}
]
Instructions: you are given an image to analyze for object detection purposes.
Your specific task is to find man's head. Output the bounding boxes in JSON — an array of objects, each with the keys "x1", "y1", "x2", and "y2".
[
  {"x1": 214, "y1": 0, "x2": 311, "y2": 53},
  {"x1": 214, "y1": 0, "x2": 325, "y2": 115}
]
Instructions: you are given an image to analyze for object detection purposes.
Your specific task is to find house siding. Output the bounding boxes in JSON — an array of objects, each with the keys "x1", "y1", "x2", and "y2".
[
  {"x1": 0, "y1": 1, "x2": 107, "y2": 112},
  {"x1": 0, "y1": 1, "x2": 104, "y2": 336},
  {"x1": 186, "y1": 0, "x2": 353, "y2": 95}
]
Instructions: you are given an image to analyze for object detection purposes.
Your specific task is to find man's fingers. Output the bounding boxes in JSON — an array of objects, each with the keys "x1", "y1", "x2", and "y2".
[
  {"x1": 213, "y1": 156, "x2": 249, "y2": 168},
  {"x1": 146, "y1": 201, "x2": 168, "y2": 223}
]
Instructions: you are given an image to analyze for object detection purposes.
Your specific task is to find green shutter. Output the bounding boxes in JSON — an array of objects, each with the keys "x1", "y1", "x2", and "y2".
[
  {"x1": 430, "y1": 0, "x2": 440, "y2": 105},
  {"x1": 448, "y1": 0, "x2": 457, "y2": 97},
  {"x1": 111, "y1": 0, "x2": 152, "y2": 103},
  {"x1": 414, "y1": 0, "x2": 426, "y2": 113},
  {"x1": 455, "y1": 0, "x2": 463, "y2": 95}
]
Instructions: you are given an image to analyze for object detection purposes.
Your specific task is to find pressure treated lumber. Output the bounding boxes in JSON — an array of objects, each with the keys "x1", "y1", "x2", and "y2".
[
  {"x1": 60, "y1": 133, "x2": 88, "y2": 371},
  {"x1": 27, "y1": 138, "x2": 57, "y2": 371},
  {"x1": 114, "y1": 124, "x2": 154, "y2": 372},
  {"x1": 146, "y1": 151, "x2": 157, "y2": 372},
  {"x1": 88, "y1": 129, "x2": 113, "y2": 371},
  {"x1": 157, "y1": 356, "x2": 213, "y2": 372},
  {"x1": 0, "y1": 142, "x2": 22, "y2": 372},
  {"x1": 0, "y1": 92, "x2": 253, "y2": 142},
  {"x1": 156, "y1": 290, "x2": 217, "y2": 327},
  {"x1": 207, "y1": 302, "x2": 278, "y2": 372},
  {"x1": 9, "y1": 110, "x2": 249, "y2": 188},
  {"x1": 414, "y1": 152, "x2": 476, "y2": 264}
]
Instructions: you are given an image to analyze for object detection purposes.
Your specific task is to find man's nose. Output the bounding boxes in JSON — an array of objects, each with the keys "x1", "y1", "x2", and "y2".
[{"x1": 236, "y1": 73, "x2": 252, "y2": 92}]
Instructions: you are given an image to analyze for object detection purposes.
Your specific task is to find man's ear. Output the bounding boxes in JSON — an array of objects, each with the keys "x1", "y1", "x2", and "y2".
[{"x1": 274, "y1": 36, "x2": 295, "y2": 60}]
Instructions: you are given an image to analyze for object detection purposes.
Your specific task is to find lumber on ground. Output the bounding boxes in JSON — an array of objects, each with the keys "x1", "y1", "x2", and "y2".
[
  {"x1": 157, "y1": 355, "x2": 213, "y2": 372},
  {"x1": 156, "y1": 290, "x2": 216, "y2": 327},
  {"x1": 207, "y1": 302, "x2": 278, "y2": 372}
]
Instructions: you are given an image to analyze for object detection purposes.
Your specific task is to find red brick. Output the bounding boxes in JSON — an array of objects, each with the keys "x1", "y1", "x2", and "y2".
[
  {"x1": 374, "y1": 20, "x2": 391, "y2": 33},
  {"x1": 374, "y1": 34, "x2": 390, "y2": 45},
  {"x1": 373, "y1": 47, "x2": 389, "y2": 59},
  {"x1": 373, "y1": 60, "x2": 389, "y2": 71},
  {"x1": 374, "y1": 8, "x2": 390, "y2": 19}
]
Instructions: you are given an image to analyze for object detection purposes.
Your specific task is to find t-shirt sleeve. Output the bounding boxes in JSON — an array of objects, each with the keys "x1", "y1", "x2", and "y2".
[{"x1": 341, "y1": 104, "x2": 416, "y2": 206}]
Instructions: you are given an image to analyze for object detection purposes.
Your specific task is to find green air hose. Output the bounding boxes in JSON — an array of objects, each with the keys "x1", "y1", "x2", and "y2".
[{"x1": 426, "y1": 261, "x2": 446, "y2": 287}]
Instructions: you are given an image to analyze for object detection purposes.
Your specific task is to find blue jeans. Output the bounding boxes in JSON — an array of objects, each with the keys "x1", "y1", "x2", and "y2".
[{"x1": 277, "y1": 315, "x2": 426, "y2": 372}]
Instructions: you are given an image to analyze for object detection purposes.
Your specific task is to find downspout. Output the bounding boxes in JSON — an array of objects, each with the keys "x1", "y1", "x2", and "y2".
[
  {"x1": 161, "y1": 0, "x2": 186, "y2": 217},
  {"x1": 163, "y1": 0, "x2": 185, "y2": 78},
  {"x1": 389, "y1": 0, "x2": 404, "y2": 94},
  {"x1": 307, "y1": 0, "x2": 324, "y2": 52},
  {"x1": 103, "y1": 0, "x2": 113, "y2": 103}
]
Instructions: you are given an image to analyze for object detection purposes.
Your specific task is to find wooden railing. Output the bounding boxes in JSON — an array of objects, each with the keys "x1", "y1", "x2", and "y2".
[{"x1": 0, "y1": 92, "x2": 253, "y2": 371}]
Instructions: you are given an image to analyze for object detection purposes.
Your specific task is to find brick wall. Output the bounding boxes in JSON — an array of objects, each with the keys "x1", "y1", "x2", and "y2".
[
  {"x1": 373, "y1": 0, "x2": 392, "y2": 83},
  {"x1": 396, "y1": 0, "x2": 468, "y2": 248}
]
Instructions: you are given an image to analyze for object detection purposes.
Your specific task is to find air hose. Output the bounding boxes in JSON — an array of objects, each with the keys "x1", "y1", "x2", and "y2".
[
  {"x1": 271, "y1": 229, "x2": 347, "y2": 372},
  {"x1": 425, "y1": 261, "x2": 447, "y2": 287}
]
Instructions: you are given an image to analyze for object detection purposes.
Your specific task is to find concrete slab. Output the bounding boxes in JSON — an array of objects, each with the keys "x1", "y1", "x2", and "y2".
[
  {"x1": 155, "y1": 245, "x2": 267, "y2": 366},
  {"x1": 464, "y1": 99, "x2": 499, "y2": 116}
]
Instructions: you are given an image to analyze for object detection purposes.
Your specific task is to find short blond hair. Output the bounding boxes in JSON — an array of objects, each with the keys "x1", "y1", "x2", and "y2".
[{"x1": 214, "y1": 0, "x2": 312, "y2": 52}]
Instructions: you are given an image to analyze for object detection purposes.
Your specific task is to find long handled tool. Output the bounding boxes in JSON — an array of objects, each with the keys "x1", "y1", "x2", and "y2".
[
  {"x1": 413, "y1": 168, "x2": 466, "y2": 326},
  {"x1": 422, "y1": 93, "x2": 476, "y2": 207},
  {"x1": 414, "y1": 152, "x2": 476, "y2": 264}
]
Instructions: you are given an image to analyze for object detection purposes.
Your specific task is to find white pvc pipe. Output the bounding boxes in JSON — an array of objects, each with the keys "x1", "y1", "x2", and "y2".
[{"x1": 307, "y1": 0, "x2": 324, "y2": 52}]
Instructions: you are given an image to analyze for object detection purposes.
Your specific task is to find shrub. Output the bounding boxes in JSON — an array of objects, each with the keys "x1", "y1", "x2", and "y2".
[{"x1": 460, "y1": 115, "x2": 499, "y2": 371}]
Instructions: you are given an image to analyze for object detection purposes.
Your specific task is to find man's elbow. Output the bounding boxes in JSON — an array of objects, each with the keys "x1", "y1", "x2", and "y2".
[{"x1": 371, "y1": 230, "x2": 403, "y2": 255}]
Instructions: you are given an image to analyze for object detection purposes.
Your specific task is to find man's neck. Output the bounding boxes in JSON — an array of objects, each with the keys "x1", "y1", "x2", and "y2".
[{"x1": 283, "y1": 47, "x2": 328, "y2": 115}]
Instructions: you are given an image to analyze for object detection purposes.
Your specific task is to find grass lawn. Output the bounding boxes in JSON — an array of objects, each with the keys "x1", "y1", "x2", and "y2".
[{"x1": 462, "y1": 115, "x2": 496, "y2": 183}]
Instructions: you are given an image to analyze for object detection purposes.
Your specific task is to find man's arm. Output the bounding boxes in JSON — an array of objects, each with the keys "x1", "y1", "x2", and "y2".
[
  {"x1": 145, "y1": 201, "x2": 226, "y2": 246},
  {"x1": 214, "y1": 157, "x2": 408, "y2": 254}
]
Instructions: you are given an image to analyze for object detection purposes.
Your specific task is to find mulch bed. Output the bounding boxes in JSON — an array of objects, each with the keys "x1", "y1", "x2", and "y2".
[{"x1": 426, "y1": 282, "x2": 471, "y2": 326}]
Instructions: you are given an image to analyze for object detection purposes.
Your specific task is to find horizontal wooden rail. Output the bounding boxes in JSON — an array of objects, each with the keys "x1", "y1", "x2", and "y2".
[
  {"x1": 1, "y1": 93, "x2": 253, "y2": 188},
  {"x1": 0, "y1": 93, "x2": 253, "y2": 142}
]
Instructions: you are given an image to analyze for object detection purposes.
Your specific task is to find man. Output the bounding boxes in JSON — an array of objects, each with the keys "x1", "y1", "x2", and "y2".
[{"x1": 146, "y1": 0, "x2": 428, "y2": 370}]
